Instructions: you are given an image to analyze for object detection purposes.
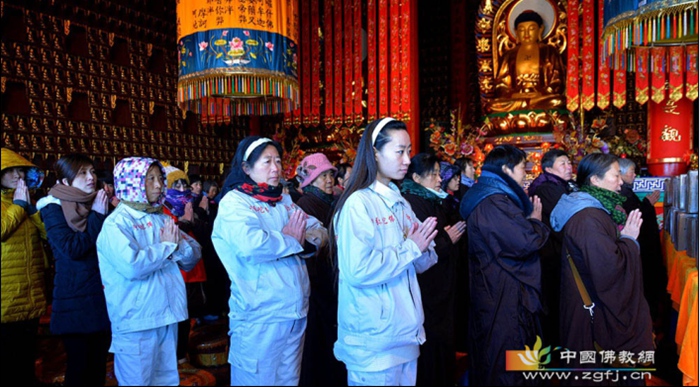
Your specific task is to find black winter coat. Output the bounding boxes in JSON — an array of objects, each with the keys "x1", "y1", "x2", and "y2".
[{"x1": 40, "y1": 203, "x2": 110, "y2": 335}]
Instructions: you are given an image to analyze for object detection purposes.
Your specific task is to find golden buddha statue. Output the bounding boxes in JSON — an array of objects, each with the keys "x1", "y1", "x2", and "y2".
[{"x1": 490, "y1": 10, "x2": 565, "y2": 113}]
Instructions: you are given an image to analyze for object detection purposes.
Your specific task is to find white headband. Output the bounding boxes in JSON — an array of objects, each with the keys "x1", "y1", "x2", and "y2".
[
  {"x1": 243, "y1": 137, "x2": 272, "y2": 161},
  {"x1": 371, "y1": 117, "x2": 396, "y2": 146}
]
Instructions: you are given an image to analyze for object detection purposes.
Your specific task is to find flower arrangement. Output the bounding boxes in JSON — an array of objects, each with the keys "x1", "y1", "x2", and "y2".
[
  {"x1": 272, "y1": 126, "x2": 307, "y2": 179},
  {"x1": 424, "y1": 107, "x2": 488, "y2": 164},
  {"x1": 550, "y1": 113, "x2": 647, "y2": 165},
  {"x1": 328, "y1": 126, "x2": 364, "y2": 164}
]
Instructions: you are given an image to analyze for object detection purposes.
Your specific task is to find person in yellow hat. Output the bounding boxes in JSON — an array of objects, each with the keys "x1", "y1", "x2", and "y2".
[{"x1": 1, "y1": 148, "x2": 47, "y2": 386}]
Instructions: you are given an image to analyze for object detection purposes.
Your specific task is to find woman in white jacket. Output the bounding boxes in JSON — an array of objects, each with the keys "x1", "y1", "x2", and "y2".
[
  {"x1": 330, "y1": 118, "x2": 439, "y2": 386},
  {"x1": 212, "y1": 136, "x2": 327, "y2": 386},
  {"x1": 97, "y1": 157, "x2": 202, "y2": 386}
]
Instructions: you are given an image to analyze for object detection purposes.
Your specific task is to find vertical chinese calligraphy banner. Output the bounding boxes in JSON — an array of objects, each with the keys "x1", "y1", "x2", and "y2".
[
  {"x1": 686, "y1": 45, "x2": 699, "y2": 101},
  {"x1": 612, "y1": 52, "x2": 627, "y2": 108},
  {"x1": 176, "y1": 0, "x2": 299, "y2": 116},
  {"x1": 596, "y1": 0, "x2": 610, "y2": 110},
  {"x1": 367, "y1": 0, "x2": 377, "y2": 121},
  {"x1": 566, "y1": 0, "x2": 579, "y2": 112},
  {"x1": 635, "y1": 47, "x2": 650, "y2": 105},
  {"x1": 668, "y1": 45, "x2": 684, "y2": 103},
  {"x1": 581, "y1": 0, "x2": 595, "y2": 111},
  {"x1": 323, "y1": 0, "x2": 334, "y2": 126},
  {"x1": 650, "y1": 46, "x2": 667, "y2": 104}
]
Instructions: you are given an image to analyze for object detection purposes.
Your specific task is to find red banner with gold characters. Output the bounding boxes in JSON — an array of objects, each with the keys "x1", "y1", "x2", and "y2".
[
  {"x1": 311, "y1": 0, "x2": 321, "y2": 125},
  {"x1": 301, "y1": 0, "x2": 310, "y2": 125},
  {"x1": 389, "y1": 0, "x2": 401, "y2": 116},
  {"x1": 566, "y1": 0, "x2": 580, "y2": 111},
  {"x1": 581, "y1": 0, "x2": 595, "y2": 110},
  {"x1": 685, "y1": 45, "x2": 698, "y2": 101},
  {"x1": 334, "y1": 0, "x2": 344, "y2": 124},
  {"x1": 651, "y1": 47, "x2": 667, "y2": 104},
  {"x1": 635, "y1": 47, "x2": 650, "y2": 105},
  {"x1": 344, "y1": 0, "x2": 354, "y2": 125},
  {"x1": 378, "y1": 0, "x2": 389, "y2": 117},
  {"x1": 399, "y1": 0, "x2": 411, "y2": 121},
  {"x1": 354, "y1": 0, "x2": 363, "y2": 125},
  {"x1": 668, "y1": 45, "x2": 684, "y2": 103},
  {"x1": 596, "y1": 0, "x2": 610, "y2": 110},
  {"x1": 367, "y1": 0, "x2": 377, "y2": 120},
  {"x1": 323, "y1": 0, "x2": 334, "y2": 126},
  {"x1": 613, "y1": 53, "x2": 627, "y2": 108}
]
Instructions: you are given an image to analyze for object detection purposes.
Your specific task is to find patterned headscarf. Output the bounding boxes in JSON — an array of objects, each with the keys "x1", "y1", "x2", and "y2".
[{"x1": 113, "y1": 157, "x2": 166, "y2": 206}]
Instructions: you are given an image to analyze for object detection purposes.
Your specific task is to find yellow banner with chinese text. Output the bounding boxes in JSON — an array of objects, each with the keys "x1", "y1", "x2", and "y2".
[{"x1": 177, "y1": 0, "x2": 298, "y2": 42}]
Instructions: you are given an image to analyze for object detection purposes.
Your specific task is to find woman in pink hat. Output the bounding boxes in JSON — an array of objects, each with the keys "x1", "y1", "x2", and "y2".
[{"x1": 295, "y1": 153, "x2": 347, "y2": 386}]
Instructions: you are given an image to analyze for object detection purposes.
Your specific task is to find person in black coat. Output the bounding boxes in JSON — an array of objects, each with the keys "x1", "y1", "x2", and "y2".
[
  {"x1": 295, "y1": 153, "x2": 347, "y2": 386},
  {"x1": 618, "y1": 157, "x2": 667, "y2": 327},
  {"x1": 527, "y1": 149, "x2": 577, "y2": 347},
  {"x1": 459, "y1": 145, "x2": 549, "y2": 386},
  {"x1": 37, "y1": 154, "x2": 111, "y2": 386},
  {"x1": 401, "y1": 153, "x2": 466, "y2": 386}
]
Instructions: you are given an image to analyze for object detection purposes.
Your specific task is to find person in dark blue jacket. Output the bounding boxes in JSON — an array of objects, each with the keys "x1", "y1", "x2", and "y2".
[{"x1": 37, "y1": 153, "x2": 111, "y2": 386}]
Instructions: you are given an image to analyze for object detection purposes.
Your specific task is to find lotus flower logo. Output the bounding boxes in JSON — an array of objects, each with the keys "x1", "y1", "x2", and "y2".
[{"x1": 516, "y1": 336, "x2": 560, "y2": 369}]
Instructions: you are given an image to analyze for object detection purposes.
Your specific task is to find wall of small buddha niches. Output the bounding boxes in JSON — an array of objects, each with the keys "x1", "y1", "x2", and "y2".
[{"x1": 1, "y1": 0, "x2": 242, "y2": 184}]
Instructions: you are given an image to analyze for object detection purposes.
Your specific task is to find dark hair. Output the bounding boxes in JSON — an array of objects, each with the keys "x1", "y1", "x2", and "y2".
[
  {"x1": 96, "y1": 169, "x2": 114, "y2": 186},
  {"x1": 203, "y1": 179, "x2": 219, "y2": 194},
  {"x1": 188, "y1": 174, "x2": 203, "y2": 185},
  {"x1": 329, "y1": 118, "x2": 408, "y2": 270},
  {"x1": 483, "y1": 144, "x2": 526, "y2": 171},
  {"x1": 54, "y1": 153, "x2": 95, "y2": 186},
  {"x1": 334, "y1": 163, "x2": 352, "y2": 185},
  {"x1": 541, "y1": 149, "x2": 569, "y2": 170},
  {"x1": 576, "y1": 153, "x2": 619, "y2": 187},
  {"x1": 218, "y1": 136, "x2": 284, "y2": 200},
  {"x1": 454, "y1": 157, "x2": 474, "y2": 175},
  {"x1": 515, "y1": 10, "x2": 543, "y2": 27},
  {"x1": 406, "y1": 153, "x2": 440, "y2": 181}
]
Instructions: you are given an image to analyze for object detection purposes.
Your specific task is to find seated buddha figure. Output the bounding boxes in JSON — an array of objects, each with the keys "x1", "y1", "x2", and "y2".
[{"x1": 490, "y1": 10, "x2": 565, "y2": 113}]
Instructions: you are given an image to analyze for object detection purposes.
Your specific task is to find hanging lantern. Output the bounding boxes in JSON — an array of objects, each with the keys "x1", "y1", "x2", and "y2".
[{"x1": 176, "y1": 0, "x2": 299, "y2": 120}]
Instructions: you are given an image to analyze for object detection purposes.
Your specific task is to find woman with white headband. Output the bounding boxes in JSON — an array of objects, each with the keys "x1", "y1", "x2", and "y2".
[
  {"x1": 329, "y1": 118, "x2": 438, "y2": 386},
  {"x1": 212, "y1": 136, "x2": 328, "y2": 386}
]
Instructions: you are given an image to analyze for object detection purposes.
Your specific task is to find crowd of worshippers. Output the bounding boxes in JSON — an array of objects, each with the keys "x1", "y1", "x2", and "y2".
[{"x1": 2, "y1": 116, "x2": 667, "y2": 386}]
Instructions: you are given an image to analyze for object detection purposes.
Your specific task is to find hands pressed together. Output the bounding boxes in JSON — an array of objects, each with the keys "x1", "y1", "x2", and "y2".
[
  {"x1": 408, "y1": 216, "x2": 439, "y2": 253},
  {"x1": 160, "y1": 217, "x2": 180, "y2": 245},
  {"x1": 91, "y1": 189, "x2": 109, "y2": 215},
  {"x1": 444, "y1": 220, "x2": 466, "y2": 244},
  {"x1": 13, "y1": 179, "x2": 30, "y2": 203},
  {"x1": 283, "y1": 210, "x2": 307, "y2": 246}
]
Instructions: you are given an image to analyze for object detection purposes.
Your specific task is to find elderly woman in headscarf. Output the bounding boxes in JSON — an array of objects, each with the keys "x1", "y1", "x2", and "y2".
[
  {"x1": 294, "y1": 152, "x2": 348, "y2": 386},
  {"x1": 212, "y1": 136, "x2": 327, "y2": 386},
  {"x1": 96, "y1": 157, "x2": 202, "y2": 386}
]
